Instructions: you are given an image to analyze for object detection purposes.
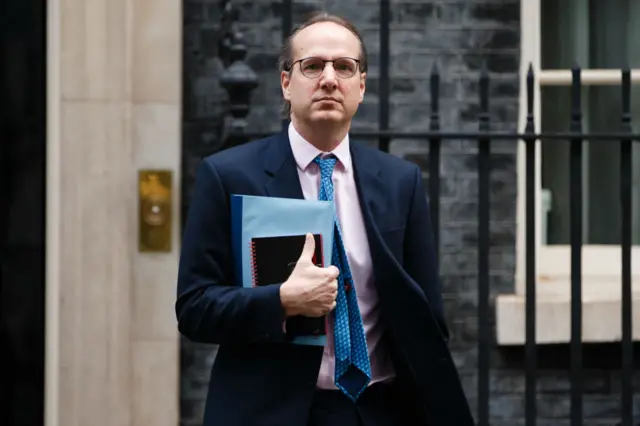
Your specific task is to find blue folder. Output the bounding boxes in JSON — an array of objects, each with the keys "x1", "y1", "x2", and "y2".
[{"x1": 230, "y1": 194, "x2": 335, "y2": 346}]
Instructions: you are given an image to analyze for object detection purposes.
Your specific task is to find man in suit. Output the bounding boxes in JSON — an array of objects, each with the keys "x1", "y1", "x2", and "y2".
[{"x1": 176, "y1": 12, "x2": 474, "y2": 426}]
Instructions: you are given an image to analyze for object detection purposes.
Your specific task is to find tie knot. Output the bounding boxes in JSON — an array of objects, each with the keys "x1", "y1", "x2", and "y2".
[{"x1": 314, "y1": 154, "x2": 337, "y2": 178}]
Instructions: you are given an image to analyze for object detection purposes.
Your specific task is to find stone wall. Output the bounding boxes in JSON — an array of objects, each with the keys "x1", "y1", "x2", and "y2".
[
  {"x1": 44, "y1": 0, "x2": 182, "y2": 424},
  {"x1": 180, "y1": 1, "x2": 640, "y2": 424}
]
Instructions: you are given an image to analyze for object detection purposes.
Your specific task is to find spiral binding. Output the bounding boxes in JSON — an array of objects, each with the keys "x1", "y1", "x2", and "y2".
[
  {"x1": 249, "y1": 240, "x2": 259, "y2": 287},
  {"x1": 313, "y1": 234, "x2": 324, "y2": 267}
]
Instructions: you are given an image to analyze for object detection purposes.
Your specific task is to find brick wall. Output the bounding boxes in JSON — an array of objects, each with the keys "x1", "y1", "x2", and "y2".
[{"x1": 180, "y1": 1, "x2": 640, "y2": 425}]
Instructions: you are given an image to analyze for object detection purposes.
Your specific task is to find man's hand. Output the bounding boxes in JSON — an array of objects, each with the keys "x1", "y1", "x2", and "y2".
[{"x1": 280, "y1": 233, "x2": 339, "y2": 318}]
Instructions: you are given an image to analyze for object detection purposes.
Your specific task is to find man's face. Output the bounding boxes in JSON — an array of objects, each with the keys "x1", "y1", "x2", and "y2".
[{"x1": 281, "y1": 21, "x2": 366, "y2": 125}]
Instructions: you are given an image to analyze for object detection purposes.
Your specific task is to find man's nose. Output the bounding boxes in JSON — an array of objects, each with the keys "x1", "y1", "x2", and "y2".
[{"x1": 320, "y1": 63, "x2": 338, "y2": 89}]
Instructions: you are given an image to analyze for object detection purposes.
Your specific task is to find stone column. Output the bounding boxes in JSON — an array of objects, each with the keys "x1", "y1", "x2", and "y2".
[{"x1": 46, "y1": 0, "x2": 181, "y2": 425}]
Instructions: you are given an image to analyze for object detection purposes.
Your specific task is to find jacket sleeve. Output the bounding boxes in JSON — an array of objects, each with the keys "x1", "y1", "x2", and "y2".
[
  {"x1": 175, "y1": 159, "x2": 287, "y2": 345},
  {"x1": 403, "y1": 164, "x2": 450, "y2": 343}
]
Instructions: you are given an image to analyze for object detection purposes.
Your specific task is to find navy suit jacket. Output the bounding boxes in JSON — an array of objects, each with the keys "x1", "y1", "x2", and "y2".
[{"x1": 176, "y1": 130, "x2": 474, "y2": 426}]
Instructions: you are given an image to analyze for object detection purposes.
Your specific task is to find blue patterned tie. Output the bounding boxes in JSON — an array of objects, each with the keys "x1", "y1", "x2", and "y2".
[{"x1": 314, "y1": 155, "x2": 371, "y2": 402}]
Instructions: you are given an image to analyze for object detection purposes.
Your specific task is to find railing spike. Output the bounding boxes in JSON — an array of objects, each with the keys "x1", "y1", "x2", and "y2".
[
  {"x1": 430, "y1": 61, "x2": 439, "y2": 76},
  {"x1": 480, "y1": 60, "x2": 489, "y2": 78}
]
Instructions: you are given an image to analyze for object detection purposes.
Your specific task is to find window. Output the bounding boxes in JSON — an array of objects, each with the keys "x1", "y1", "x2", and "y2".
[{"x1": 516, "y1": 0, "x2": 640, "y2": 294}]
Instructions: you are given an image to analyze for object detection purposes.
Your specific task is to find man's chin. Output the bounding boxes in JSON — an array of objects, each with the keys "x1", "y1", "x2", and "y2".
[{"x1": 309, "y1": 110, "x2": 346, "y2": 123}]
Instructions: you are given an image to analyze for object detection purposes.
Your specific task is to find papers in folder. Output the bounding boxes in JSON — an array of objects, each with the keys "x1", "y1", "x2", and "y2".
[{"x1": 230, "y1": 194, "x2": 335, "y2": 346}]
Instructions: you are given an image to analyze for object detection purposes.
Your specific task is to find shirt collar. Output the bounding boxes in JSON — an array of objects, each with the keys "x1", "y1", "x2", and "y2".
[{"x1": 288, "y1": 122, "x2": 351, "y2": 172}]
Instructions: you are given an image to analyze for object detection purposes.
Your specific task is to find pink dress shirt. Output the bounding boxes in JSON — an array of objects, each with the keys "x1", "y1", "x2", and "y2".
[{"x1": 288, "y1": 123, "x2": 396, "y2": 390}]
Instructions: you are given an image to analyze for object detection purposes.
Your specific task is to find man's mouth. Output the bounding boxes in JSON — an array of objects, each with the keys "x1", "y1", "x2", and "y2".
[{"x1": 315, "y1": 97, "x2": 340, "y2": 103}]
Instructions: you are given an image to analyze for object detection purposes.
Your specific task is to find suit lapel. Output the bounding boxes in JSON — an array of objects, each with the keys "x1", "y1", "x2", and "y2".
[
  {"x1": 350, "y1": 141, "x2": 385, "y2": 234},
  {"x1": 263, "y1": 131, "x2": 305, "y2": 199}
]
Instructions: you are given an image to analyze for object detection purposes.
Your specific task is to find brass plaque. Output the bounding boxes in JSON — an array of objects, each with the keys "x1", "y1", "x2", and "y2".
[{"x1": 139, "y1": 170, "x2": 172, "y2": 252}]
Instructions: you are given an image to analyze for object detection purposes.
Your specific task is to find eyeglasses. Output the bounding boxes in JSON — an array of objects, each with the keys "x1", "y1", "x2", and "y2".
[{"x1": 288, "y1": 57, "x2": 361, "y2": 79}]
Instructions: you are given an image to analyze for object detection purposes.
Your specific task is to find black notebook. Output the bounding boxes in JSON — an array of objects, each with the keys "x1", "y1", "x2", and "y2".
[
  {"x1": 250, "y1": 234, "x2": 324, "y2": 286},
  {"x1": 250, "y1": 233, "x2": 327, "y2": 338}
]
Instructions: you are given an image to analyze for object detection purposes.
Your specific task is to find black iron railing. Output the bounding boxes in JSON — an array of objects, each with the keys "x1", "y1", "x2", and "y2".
[{"x1": 212, "y1": 1, "x2": 639, "y2": 425}]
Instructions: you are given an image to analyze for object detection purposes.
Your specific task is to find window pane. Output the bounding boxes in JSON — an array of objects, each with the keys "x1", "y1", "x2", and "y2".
[
  {"x1": 541, "y1": 0, "x2": 640, "y2": 70},
  {"x1": 540, "y1": 0, "x2": 640, "y2": 245}
]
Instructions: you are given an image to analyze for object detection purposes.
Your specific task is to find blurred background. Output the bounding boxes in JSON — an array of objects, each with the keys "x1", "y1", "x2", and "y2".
[{"x1": 2, "y1": 0, "x2": 640, "y2": 425}]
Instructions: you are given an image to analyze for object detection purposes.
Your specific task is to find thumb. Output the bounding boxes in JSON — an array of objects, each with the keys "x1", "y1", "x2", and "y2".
[{"x1": 297, "y1": 233, "x2": 316, "y2": 262}]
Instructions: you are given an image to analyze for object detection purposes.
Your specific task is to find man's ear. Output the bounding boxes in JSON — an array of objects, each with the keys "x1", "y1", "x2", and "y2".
[
  {"x1": 359, "y1": 72, "x2": 366, "y2": 102},
  {"x1": 281, "y1": 71, "x2": 291, "y2": 101}
]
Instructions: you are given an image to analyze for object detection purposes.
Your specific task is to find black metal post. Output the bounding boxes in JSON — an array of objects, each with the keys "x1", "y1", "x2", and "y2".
[
  {"x1": 620, "y1": 67, "x2": 633, "y2": 426},
  {"x1": 524, "y1": 63, "x2": 537, "y2": 426},
  {"x1": 569, "y1": 64, "x2": 583, "y2": 426},
  {"x1": 281, "y1": 0, "x2": 292, "y2": 49},
  {"x1": 428, "y1": 64, "x2": 441, "y2": 257},
  {"x1": 281, "y1": 0, "x2": 292, "y2": 131},
  {"x1": 378, "y1": 0, "x2": 390, "y2": 153},
  {"x1": 477, "y1": 63, "x2": 491, "y2": 426}
]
